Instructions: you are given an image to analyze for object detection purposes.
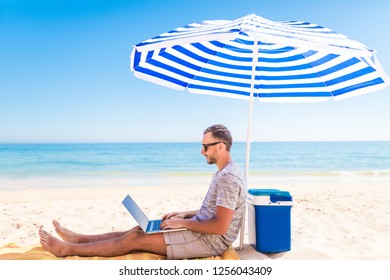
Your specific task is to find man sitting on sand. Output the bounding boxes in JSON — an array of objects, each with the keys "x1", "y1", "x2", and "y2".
[{"x1": 39, "y1": 124, "x2": 246, "y2": 259}]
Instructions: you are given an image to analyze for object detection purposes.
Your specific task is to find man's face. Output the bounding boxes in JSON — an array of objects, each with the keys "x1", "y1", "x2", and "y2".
[{"x1": 201, "y1": 132, "x2": 219, "y2": 165}]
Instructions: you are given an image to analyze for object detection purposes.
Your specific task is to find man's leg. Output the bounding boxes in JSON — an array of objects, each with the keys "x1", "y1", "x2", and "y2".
[
  {"x1": 39, "y1": 226, "x2": 167, "y2": 257},
  {"x1": 53, "y1": 220, "x2": 130, "y2": 243}
]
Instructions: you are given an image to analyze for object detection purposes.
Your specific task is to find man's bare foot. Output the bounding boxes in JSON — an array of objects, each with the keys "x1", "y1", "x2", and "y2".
[
  {"x1": 53, "y1": 220, "x2": 80, "y2": 243},
  {"x1": 39, "y1": 226, "x2": 70, "y2": 257}
]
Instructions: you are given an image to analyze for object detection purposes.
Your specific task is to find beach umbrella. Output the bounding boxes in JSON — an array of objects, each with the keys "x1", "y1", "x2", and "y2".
[{"x1": 130, "y1": 14, "x2": 389, "y2": 248}]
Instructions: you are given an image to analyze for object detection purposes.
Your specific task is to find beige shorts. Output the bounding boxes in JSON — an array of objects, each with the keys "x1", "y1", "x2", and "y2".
[{"x1": 163, "y1": 230, "x2": 216, "y2": 260}]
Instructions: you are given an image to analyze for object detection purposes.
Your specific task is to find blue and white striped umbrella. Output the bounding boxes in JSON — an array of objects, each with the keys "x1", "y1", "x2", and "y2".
[
  {"x1": 131, "y1": 14, "x2": 388, "y2": 102},
  {"x1": 130, "y1": 14, "x2": 389, "y2": 248}
]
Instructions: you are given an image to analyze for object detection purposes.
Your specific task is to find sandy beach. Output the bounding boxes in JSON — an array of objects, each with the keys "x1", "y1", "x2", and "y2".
[{"x1": 1, "y1": 174, "x2": 390, "y2": 260}]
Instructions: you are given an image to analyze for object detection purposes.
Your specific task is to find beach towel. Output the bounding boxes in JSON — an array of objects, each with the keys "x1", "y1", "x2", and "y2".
[{"x1": 0, "y1": 243, "x2": 239, "y2": 260}]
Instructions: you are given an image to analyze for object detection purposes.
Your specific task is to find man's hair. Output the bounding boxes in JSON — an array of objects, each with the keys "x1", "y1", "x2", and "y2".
[{"x1": 204, "y1": 124, "x2": 233, "y2": 151}]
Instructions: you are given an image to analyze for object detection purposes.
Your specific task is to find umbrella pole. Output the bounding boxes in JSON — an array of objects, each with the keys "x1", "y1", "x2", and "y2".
[{"x1": 239, "y1": 40, "x2": 258, "y2": 250}]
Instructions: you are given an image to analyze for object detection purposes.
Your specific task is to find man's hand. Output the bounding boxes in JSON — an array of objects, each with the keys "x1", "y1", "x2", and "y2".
[
  {"x1": 160, "y1": 210, "x2": 198, "y2": 229},
  {"x1": 161, "y1": 212, "x2": 186, "y2": 220},
  {"x1": 160, "y1": 217, "x2": 187, "y2": 229},
  {"x1": 162, "y1": 210, "x2": 198, "y2": 221}
]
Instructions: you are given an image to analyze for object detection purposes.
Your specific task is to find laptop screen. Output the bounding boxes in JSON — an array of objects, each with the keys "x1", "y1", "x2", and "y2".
[{"x1": 122, "y1": 195, "x2": 149, "y2": 232}]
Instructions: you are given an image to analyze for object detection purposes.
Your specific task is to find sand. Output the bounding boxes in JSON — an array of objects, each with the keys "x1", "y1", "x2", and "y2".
[{"x1": 1, "y1": 174, "x2": 390, "y2": 260}]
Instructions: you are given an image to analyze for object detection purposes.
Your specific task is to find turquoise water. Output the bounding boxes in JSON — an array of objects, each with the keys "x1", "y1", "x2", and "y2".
[{"x1": 1, "y1": 142, "x2": 390, "y2": 179}]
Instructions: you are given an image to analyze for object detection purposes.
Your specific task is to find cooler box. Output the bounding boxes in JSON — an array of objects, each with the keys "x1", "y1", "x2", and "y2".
[{"x1": 247, "y1": 189, "x2": 293, "y2": 253}]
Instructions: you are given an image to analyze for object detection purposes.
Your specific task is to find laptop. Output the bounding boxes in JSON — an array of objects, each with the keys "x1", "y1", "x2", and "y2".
[{"x1": 122, "y1": 194, "x2": 187, "y2": 234}]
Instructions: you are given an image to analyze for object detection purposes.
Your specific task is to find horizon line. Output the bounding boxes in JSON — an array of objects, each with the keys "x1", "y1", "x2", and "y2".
[{"x1": 1, "y1": 140, "x2": 390, "y2": 145}]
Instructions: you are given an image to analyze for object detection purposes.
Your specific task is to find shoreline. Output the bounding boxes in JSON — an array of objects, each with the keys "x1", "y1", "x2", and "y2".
[{"x1": 1, "y1": 174, "x2": 390, "y2": 259}]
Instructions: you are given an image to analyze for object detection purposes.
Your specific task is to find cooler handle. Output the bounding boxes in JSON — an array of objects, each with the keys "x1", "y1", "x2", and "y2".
[{"x1": 270, "y1": 194, "x2": 293, "y2": 203}]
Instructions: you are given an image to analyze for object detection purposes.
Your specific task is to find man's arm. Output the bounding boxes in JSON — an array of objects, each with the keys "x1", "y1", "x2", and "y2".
[{"x1": 161, "y1": 206, "x2": 234, "y2": 235}]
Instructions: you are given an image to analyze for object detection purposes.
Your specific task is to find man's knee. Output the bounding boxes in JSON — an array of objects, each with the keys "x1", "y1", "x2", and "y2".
[{"x1": 122, "y1": 227, "x2": 149, "y2": 243}]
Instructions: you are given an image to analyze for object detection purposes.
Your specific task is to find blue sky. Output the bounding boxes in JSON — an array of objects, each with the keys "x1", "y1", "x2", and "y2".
[{"x1": 1, "y1": 0, "x2": 389, "y2": 143}]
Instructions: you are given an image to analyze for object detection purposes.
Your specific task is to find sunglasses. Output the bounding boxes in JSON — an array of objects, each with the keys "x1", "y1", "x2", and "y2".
[{"x1": 202, "y1": 142, "x2": 226, "y2": 152}]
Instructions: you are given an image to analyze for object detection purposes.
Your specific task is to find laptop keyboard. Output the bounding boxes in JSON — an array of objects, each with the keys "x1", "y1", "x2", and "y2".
[{"x1": 149, "y1": 219, "x2": 162, "y2": 231}]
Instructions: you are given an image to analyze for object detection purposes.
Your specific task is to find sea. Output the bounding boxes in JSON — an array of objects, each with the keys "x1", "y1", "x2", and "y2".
[{"x1": 1, "y1": 142, "x2": 390, "y2": 182}]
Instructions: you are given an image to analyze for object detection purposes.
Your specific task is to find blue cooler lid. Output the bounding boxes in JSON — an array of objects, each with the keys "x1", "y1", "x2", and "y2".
[
  {"x1": 248, "y1": 189, "x2": 290, "y2": 196},
  {"x1": 248, "y1": 189, "x2": 292, "y2": 203}
]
